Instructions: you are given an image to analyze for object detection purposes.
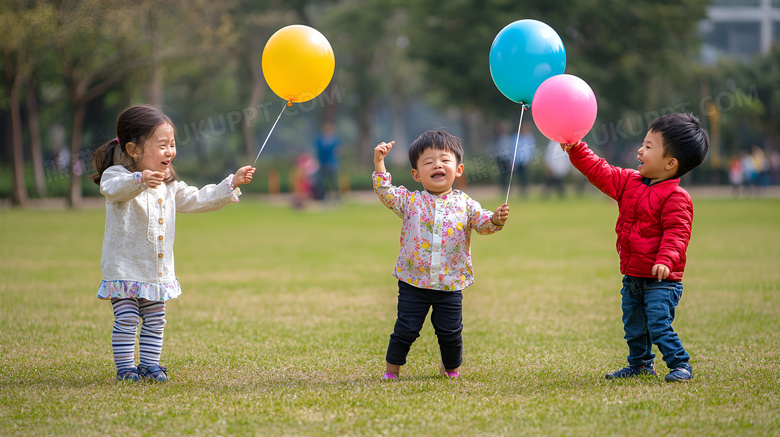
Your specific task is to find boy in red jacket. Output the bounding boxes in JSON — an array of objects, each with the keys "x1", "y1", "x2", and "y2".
[{"x1": 563, "y1": 113, "x2": 709, "y2": 382}]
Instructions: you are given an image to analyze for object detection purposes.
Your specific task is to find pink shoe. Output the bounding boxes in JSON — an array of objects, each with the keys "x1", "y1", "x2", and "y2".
[
  {"x1": 439, "y1": 364, "x2": 460, "y2": 379},
  {"x1": 382, "y1": 372, "x2": 398, "y2": 380}
]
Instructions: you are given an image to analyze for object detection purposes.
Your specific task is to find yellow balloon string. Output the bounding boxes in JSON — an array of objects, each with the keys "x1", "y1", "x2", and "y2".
[
  {"x1": 505, "y1": 104, "x2": 528, "y2": 205},
  {"x1": 253, "y1": 101, "x2": 289, "y2": 166}
]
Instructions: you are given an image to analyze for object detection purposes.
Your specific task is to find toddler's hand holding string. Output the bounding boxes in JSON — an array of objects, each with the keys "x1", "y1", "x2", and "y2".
[
  {"x1": 233, "y1": 166, "x2": 256, "y2": 186},
  {"x1": 491, "y1": 203, "x2": 510, "y2": 226}
]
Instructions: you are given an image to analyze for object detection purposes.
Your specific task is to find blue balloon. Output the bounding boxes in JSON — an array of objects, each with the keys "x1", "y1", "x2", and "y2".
[{"x1": 489, "y1": 19, "x2": 566, "y2": 106}]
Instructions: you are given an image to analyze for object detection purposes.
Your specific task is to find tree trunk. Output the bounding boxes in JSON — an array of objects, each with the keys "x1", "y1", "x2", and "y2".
[
  {"x1": 9, "y1": 76, "x2": 28, "y2": 207},
  {"x1": 147, "y1": 58, "x2": 163, "y2": 106},
  {"x1": 242, "y1": 37, "x2": 266, "y2": 159},
  {"x1": 26, "y1": 85, "x2": 46, "y2": 198},
  {"x1": 68, "y1": 101, "x2": 86, "y2": 208},
  {"x1": 146, "y1": 12, "x2": 163, "y2": 106}
]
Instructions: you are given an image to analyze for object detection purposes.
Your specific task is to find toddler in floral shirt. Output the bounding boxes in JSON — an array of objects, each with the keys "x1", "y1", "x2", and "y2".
[{"x1": 373, "y1": 130, "x2": 509, "y2": 380}]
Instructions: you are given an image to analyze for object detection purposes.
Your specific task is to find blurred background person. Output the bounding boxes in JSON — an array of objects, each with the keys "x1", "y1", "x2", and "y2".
[
  {"x1": 543, "y1": 139, "x2": 572, "y2": 199},
  {"x1": 729, "y1": 154, "x2": 743, "y2": 197},
  {"x1": 291, "y1": 153, "x2": 318, "y2": 209},
  {"x1": 494, "y1": 121, "x2": 535, "y2": 198},
  {"x1": 314, "y1": 121, "x2": 341, "y2": 201}
]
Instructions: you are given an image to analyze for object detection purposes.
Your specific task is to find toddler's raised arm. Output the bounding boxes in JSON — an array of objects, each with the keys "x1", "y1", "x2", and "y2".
[{"x1": 374, "y1": 141, "x2": 395, "y2": 173}]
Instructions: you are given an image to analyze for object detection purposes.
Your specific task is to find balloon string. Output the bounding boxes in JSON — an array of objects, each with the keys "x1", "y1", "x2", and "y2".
[
  {"x1": 253, "y1": 101, "x2": 288, "y2": 166},
  {"x1": 505, "y1": 105, "x2": 527, "y2": 204}
]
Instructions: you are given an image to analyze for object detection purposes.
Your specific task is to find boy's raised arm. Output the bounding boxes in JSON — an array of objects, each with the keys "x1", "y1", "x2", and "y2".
[
  {"x1": 564, "y1": 142, "x2": 634, "y2": 201},
  {"x1": 374, "y1": 141, "x2": 395, "y2": 173}
]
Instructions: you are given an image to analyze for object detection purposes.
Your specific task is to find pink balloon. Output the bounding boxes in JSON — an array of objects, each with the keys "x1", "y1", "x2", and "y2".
[{"x1": 532, "y1": 74, "x2": 598, "y2": 144}]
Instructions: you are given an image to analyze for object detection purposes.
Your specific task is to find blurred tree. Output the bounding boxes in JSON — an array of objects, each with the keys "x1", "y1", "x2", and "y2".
[
  {"x1": 324, "y1": 0, "x2": 423, "y2": 167},
  {"x1": 693, "y1": 48, "x2": 779, "y2": 160},
  {"x1": 563, "y1": 0, "x2": 710, "y2": 123},
  {"x1": 405, "y1": 0, "x2": 709, "y2": 157},
  {"x1": 405, "y1": 0, "x2": 520, "y2": 153},
  {"x1": 52, "y1": 0, "x2": 154, "y2": 206},
  {"x1": 726, "y1": 48, "x2": 779, "y2": 149},
  {"x1": 52, "y1": 0, "x2": 235, "y2": 207},
  {"x1": 0, "y1": 0, "x2": 56, "y2": 206},
  {"x1": 224, "y1": 0, "x2": 301, "y2": 159}
]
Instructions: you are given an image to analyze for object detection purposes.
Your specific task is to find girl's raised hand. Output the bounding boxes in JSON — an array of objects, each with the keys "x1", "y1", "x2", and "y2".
[
  {"x1": 233, "y1": 166, "x2": 256, "y2": 186},
  {"x1": 142, "y1": 170, "x2": 165, "y2": 188}
]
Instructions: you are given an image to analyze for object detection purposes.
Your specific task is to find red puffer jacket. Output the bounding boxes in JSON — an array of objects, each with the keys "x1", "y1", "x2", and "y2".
[{"x1": 567, "y1": 143, "x2": 692, "y2": 281}]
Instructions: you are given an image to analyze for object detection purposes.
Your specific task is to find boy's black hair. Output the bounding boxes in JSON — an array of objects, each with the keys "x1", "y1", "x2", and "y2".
[
  {"x1": 649, "y1": 113, "x2": 709, "y2": 178},
  {"x1": 408, "y1": 130, "x2": 464, "y2": 170}
]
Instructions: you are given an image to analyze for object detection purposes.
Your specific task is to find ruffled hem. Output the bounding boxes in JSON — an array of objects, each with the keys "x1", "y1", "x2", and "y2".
[{"x1": 97, "y1": 279, "x2": 182, "y2": 301}]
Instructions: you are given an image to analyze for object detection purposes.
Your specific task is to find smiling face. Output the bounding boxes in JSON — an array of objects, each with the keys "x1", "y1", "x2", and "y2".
[
  {"x1": 411, "y1": 147, "x2": 464, "y2": 195},
  {"x1": 134, "y1": 122, "x2": 176, "y2": 175},
  {"x1": 637, "y1": 129, "x2": 677, "y2": 183}
]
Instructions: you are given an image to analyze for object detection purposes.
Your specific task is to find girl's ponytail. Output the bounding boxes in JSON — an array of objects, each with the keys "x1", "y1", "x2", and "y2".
[
  {"x1": 93, "y1": 104, "x2": 176, "y2": 185},
  {"x1": 90, "y1": 138, "x2": 119, "y2": 185}
]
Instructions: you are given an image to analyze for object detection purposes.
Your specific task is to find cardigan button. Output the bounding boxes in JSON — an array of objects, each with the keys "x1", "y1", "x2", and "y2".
[
  {"x1": 158, "y1": 218, "x2": 164, "y2": 224},
  {"x1": 158, "y1": 198, "x2": 163, "y2": 204},
  {"x1": 158, "y1": 253, "x2": 164, "y2": 259},
  {"x1": 158, "y1": 235, "x2": 163, "y2": 241}
]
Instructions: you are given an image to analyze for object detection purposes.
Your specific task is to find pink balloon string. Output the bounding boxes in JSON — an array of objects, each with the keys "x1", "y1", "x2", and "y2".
[
  {"x1": 505, "y1": 105, "x2": 528, "y2": 204},
  {"x1": 253, "y1": 101, "x2": 289, "y2": 166}
]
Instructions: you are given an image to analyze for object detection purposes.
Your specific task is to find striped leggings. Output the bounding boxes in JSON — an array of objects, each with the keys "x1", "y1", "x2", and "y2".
[{"x1": 111, "y1": 298, "x2": 166, "y2": 372}]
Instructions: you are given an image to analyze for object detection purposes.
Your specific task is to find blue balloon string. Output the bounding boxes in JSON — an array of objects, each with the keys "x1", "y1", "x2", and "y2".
[{"x1": 505, "y1": 105, "x2": 527, "y2": 204}]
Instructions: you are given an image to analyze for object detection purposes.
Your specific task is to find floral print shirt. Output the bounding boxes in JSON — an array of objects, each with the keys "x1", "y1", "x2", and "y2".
[{"x1": 373, "y1": 171, "x2": 503, "y2": 291}]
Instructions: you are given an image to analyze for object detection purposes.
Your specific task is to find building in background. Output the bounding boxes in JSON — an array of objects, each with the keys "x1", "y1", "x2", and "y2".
[{"x1": 701, "y1": 0, "x2": 780, "y2": 61}]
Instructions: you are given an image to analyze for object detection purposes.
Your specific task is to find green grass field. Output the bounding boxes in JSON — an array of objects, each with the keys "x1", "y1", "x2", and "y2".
[{"x1": 1, "y1": 193, "x2": 779, "y2": 436}]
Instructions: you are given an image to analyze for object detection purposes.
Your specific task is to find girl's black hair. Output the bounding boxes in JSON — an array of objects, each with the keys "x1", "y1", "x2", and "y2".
[{"x1": 91, "y1": 104, "x2": 176, "y2": 185}]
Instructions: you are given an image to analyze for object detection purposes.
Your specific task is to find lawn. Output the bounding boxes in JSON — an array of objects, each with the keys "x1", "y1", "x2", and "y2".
[{"x1": 1, "y1": 192, "x2": 779, "y2": 436}]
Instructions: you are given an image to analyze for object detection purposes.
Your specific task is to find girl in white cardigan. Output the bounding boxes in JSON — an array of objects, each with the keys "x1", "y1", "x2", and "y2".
[{"x1": 90, "y1": 105, "x2": 255, "y2": 382}]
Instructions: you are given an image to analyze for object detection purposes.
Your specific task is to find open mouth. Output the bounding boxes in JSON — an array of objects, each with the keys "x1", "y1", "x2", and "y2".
[
  {"x1": 636, "y1": 156, "x2": 643, "y2": 169},
  {"x1": 431, "y1": 170, "x2": 446, "y2": 180},
  {"x1": 161, "y1": 161, "x2": 171, "y2": 167}
]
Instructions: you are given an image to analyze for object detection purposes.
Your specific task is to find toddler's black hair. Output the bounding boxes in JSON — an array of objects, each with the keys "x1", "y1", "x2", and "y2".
[{"x1": 408, "y1": 130, "x2": 464, "y2": 170}]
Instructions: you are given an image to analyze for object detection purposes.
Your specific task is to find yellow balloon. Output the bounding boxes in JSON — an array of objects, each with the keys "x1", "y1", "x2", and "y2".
[{"x1": 262, "y1": 25, "x2": 335, "y2": 103}]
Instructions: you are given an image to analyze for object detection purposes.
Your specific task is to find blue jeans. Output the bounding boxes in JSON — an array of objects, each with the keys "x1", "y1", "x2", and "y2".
[
  {"x1": 620, "y1": 275, "x2": 690, "y2": 369},
  {"x1": 386, "y1": 281, "x2": 463, "y2": 369}
]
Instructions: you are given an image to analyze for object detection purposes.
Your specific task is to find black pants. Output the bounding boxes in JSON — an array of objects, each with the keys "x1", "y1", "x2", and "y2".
[{"x1": 386, "y1": 280, "x2": 464, "y2": 369}]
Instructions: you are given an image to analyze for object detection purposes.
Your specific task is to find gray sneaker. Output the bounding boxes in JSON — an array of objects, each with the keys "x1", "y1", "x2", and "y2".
[
  {"x1": 116, "y1": 367, "x2": 140, "y2": 382},
  {"x1": 605, "y1": 361, "x2": 656, "y2": 379},
  {"x1": 664, "y1": 363, "x2": 693, "y2": 382},
  {"x1": 137, "y1": 364, "x2": 168, "y2": 383}
]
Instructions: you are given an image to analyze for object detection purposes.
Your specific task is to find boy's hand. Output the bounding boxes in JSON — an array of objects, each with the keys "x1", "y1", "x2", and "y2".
[
  {"x1": 374, "y1": 141, "x2": 395, "y2": 163},
  {"x1": 491, "y1": 203, "x2": 509, "y2": 226},
  {"x1": 374, "y1": 141, "x2": 395, "y2": 173},
  {"x1": 651, "y1": 263, "x2": 670, "y2": 281},
  {"x1": 141, "y1": 170, "x2": 165, "y2": 188},
  {"x1": 560, "y1": 142, "x2": 581, "y2": 152},
  {"x1": 233, "y1": 166, "x2": 256, "y2": 186}
]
